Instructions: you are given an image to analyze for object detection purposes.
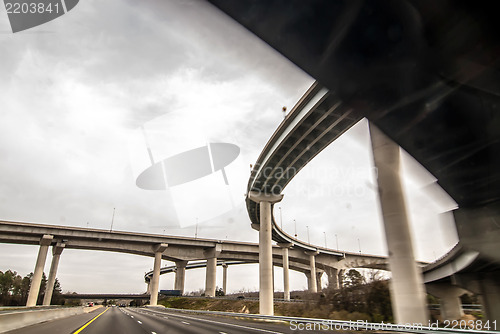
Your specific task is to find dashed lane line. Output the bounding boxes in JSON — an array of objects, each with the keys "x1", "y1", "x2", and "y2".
[{"x1": 141, "y1": 309, "x2": 284, "y2": 334}]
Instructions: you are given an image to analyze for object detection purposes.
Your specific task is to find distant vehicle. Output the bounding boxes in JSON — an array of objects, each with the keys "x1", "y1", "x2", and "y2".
[
  {"x1": 87, "y1": 302, "x2": 94, "y2": 307},
  {"x1": 159, "y1": 289, "x2": 182, "y2": 296},
  {"x1": 236, "y1": 296, "x2": 245, "y2": 300}
]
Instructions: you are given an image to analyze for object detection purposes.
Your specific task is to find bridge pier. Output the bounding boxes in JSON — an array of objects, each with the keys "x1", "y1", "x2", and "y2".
[
  {"x1": 278, "y1": 243, "x2": 292, "y2": 301},
  {"x1": 478, "y1": 272, "x2": 500, "y2": 323},
  {"x1": 427, "y1": 283, "x2": 465, "y2": 320},
  {"x1": 316, "y1": 272, "x2": 323, "y2": 291},
  {"x1": 26, "y1": 235, "x2": 53, "y2": 307},
  {"x1": 150, "y1": 243, "x2": 168, "y2": 306},
  {"x1": 174, "y1": 260, "x2": 187, "y2": 295},
  {"x1": 203, "y1": 245, "x2": 221, "y2": 297},
  {"x1": 338, "y1": 269, "x2": 345, "y2": 288},
  {"x1": 325, "y1": 267, "x2": 339, "y2": 290},
  {"x1": 222, "y1": 262, "x2": 228, "y2": 295},
  {"x1": 42, "y1": 243, "x2": 65, "y2": 306},
  {"x1": 248, "y1": 191, "x2": 283, "y2": 315},
  {"x1": 369, "y1": 123, "x2": 429, "y2": 324},
  {"x1": 305, "y1": 251, "x2": 318, "y2": 293},
  {"x1": 205, "y1": 258, "x2": 217, "y2": 297},
  {"x1": 453, "y1": 204, "x2": 500, "y2": 322}
]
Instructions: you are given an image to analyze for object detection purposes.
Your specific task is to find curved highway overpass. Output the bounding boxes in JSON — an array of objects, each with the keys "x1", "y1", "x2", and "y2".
[{"x1": 246, "y1": 82, "x2": 360, "y2": 252}]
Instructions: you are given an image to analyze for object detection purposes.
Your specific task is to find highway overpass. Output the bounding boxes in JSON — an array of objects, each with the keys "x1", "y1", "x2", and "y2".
[
  {"x1": 0, "y1": 220, "x2": 387, "y2": 307},
  {"x1": 209, "y1": 0, "x2": 500, "y2": 324}
]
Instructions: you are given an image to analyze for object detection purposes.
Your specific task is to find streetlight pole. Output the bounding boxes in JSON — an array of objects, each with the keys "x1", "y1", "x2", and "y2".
[
  {"x1": 109, "y1": 208, "x2": 115, "y2": 232},
  {"x1": 306, "y1": 225, "x2": 310, "y2": 244},
  {"x1": 279, "y1": 207, "x2": 283, "y2": 229},
  {"x1": 358, "y1": 238, "x2": 361, "y2": 254},
  {"x1": 195, "y1": 218, "x2": 198, "y2": 239},
  {"x1": 294, "y1": 219, "x2": 297, "y2": 238}
]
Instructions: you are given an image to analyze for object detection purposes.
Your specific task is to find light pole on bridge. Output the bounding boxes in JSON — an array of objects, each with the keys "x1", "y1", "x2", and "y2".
[{"x1": 294, "y1": 219, "x2": 297, "y2": 238}]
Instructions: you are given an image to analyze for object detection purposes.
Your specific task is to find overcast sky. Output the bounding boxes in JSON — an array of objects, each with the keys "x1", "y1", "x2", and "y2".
[{"x1": 0, "y1": 0, "x2": 459, "y2": 294}]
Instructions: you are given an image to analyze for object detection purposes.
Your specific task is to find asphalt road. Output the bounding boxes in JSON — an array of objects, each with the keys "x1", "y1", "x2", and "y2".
[{"x1": 6, "y1": 306, "x2": 354, "y2": 334}]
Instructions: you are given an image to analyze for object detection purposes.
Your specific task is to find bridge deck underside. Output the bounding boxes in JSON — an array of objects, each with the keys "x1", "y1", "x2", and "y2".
[
  {"x1": 247, "y1": 90, "x2": 361, "y2": 240},
  {"x1": 211, "y1": 0, "x2": 500, "y2": 211}
]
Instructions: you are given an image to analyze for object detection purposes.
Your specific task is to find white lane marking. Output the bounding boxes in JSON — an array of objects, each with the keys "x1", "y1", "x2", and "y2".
[
  {"x1": 220, "y1": 332, "x2": 228, "y2": 334},
  {"x1": 181, "y1": 321, "x2": 190, "y2": 325},
  {"x1": 145, "y1": 309, "x2": 284, "y2": 334},
  {"x1": 131, "y1": 316, "x2": 134, "y2": 318},
  {"x1": 152, "y1": 332, "x2": 157, "y2": 334},
  {"x1": 138, "y1": 321, "x2": 142, "y2": 324}
]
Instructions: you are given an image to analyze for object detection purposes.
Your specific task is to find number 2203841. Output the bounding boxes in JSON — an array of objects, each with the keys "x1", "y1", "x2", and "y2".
[{"x1": 5, "y1": 2, "x2": 61, "y2": 14}]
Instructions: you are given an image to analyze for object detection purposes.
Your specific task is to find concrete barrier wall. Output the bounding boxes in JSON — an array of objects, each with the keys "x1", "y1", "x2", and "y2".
[{"x1": 0, "y1": 306, "x2": 102, "y2": 333}]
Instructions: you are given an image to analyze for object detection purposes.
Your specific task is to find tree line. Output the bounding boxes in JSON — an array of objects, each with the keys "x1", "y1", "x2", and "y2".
[{"x1": 0, "y1": 269, "x2": 64, "y2": 306}]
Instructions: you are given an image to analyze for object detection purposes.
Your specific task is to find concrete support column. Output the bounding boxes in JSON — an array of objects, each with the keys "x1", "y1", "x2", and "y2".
[
  {"x1": 370, "y1": 123, "x2": 429, "y2": 324},
  {"x1": 478, "y1": 272, "x2": 500, "y2": 322},
  {"x1": 174, "y1": 260, "x2": 187, "y2": 295},
  {"x1": 326, "y1": 267, "x2": 339, "y2": 290},
  {"x1": 439, "y1": 296, "x2": 463, "y2": 320},
  {"x1": 26, "y1": 235, "x2": 53, "y2": 307},
  {"x1": 203, "y1": 245, "x2": 221, "y2": 297},
  {"x1": 316, "y1": 272, "x2": 323, "y2": 291},
  {"x1": 222, "y1": 263, "x2": 228, "y2": 295},
  {"x1": 305, "y1": 272, "x2": 312, "y2": 291},
  {"x1": 205, "y1": 257, "x2": 217, "y2": 297},
  {"x1": 427, "y1": 283, "x2": 466, "y2": 320},
  {"x1": 305, "y1": 251, "x2": 318, "y2": 293},
  {"x1": 278, "y1": 243, "x2": 292, "y2": 301},
  {"x1": 248, "y1": 191, "x2": 283, "y2": 316},
  {"x1": 338, "y1": 269, "x2": 345, "y2": 289},
  {"x1": 42, "y1": 243, "x2": 65, "y2": 306},
  {"x1": 149, "y1": 243, "x2": 168, "y2": 306}
]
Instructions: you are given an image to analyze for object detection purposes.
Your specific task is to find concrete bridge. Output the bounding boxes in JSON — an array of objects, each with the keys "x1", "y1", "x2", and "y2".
[
  {"x1": 208, "y1": 0, "x2": 500, "y2": 324},
  {"x1": 240, "y1": 80, "x2": 499, "y2": 322},
  {"x1": 0, "y1": 219, "x2": 387, "y2": 307},
  {"x1": 61, "y1": 293, "x2": 149, "y2": 300},
  {"x1": 423, "y1": 242, "x2": 500, "y2": 321}
]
